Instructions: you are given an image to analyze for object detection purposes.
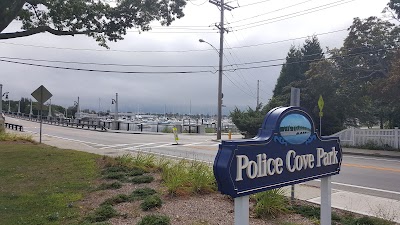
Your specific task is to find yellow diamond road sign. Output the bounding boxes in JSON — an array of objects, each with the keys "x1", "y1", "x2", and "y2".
[
  {"x1": 318, "y1": 95, "x2": 324, "y2": 112},
  {"x1": 31, "y1": 85, "x2": 52, "y2": 105}
]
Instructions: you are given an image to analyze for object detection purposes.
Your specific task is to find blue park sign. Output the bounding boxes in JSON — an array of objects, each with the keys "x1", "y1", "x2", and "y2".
[{"x1": 213, "y1": 106, "x2": 342, "y2": 198}]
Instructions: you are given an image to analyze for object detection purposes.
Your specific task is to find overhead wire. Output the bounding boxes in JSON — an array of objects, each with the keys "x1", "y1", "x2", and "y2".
[
  {"x1": 234, "y1": 0, "x2": 355, "y2": 31},
  {"x1": 0, "y1": 58, "x2": 216, "y2": 74},
  {"x1": 229, "y1": 46, "x2": 400, "y2": 71},
  {"x1": 228, "y1": 0, "x2": 315, "y2": 24},
  {"x1": 0, "y1": 28, "x2": 349, "y2": 53},
  {"x1": 223, "y1": 40, "x2": 256, "y2": 96},
  {"x1": 0, "y1": 56, "x2": 216, "y2": 68},
  {"x1": 223, "y1": 17, "x2": 257, "y2": 96},
  {"x1": 1, "y1": 40, "x2": 394, "y2": 72},
  {"x1": 236, "y1": 0, "x2": 277, "y2": 8}
]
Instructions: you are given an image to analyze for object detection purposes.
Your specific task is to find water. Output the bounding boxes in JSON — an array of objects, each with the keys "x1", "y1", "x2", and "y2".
[{"x1": 282, "y1": 133, "x2": 311, "y2": 145}]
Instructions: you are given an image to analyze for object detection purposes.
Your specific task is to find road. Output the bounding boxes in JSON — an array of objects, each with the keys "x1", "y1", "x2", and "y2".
[{"x1": 5, "y1": 116, "x2": 400, "y2": 201}]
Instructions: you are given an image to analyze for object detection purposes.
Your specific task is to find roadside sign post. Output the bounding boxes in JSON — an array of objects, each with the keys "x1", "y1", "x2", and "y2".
[
  {"x1": 214, "y1": 106, "x2": 342, "y2": 225},
  {"x1": 31, "y1": 85, "x2": 52, "y2": 144},
  {"x1": 234, "y1": 195, "x2": 249, "y2": 225},
  {"x1": 318, "y1": 95, "x2": 324, "y2": 137}
]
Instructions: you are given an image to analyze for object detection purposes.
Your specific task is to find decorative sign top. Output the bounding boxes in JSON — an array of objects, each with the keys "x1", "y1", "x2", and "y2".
[
  {"x1": 318, "y1": 95, "x2": 324, "y2": 112},
  {"x1": 31, "y1": 85, "x2": 52, "y2": 105},
  {"x1": 213, "y1": 106, "x2": 342, "y2": 198}
]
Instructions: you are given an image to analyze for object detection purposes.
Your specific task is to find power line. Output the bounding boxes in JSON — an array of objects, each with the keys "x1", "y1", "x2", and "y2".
[
  {"x1": 228, "y1": 0, "x2": 315, "y2": 24},
  {"x1": 223, "y1": 72, "x2": 257, "y2": 98},
  {"x1": 229, "y1": 46, "x2": 400, "y2": 71},
  {"x1": 236, "y1": 0, "x2": 276, "y2": 8},
  {"x1": 1, "y1": 45, "x2": 396, "y2": 74},
  {"x1": 0, "y1": 56, "x2": 216, "y2": 68},
  {"x1": 223, "y1": 19, "x2": 257, "y2": 96},
  {"x1": 0, "y1": 41, "x2": 215, "y2": 53},
  {"x1": 0, "y1": 28, "x2": 348, "y2": 53},
  {"x1": 189, "y1": 0, "x2": 209, "y2": 6},
  {"x1": 0, "y1": 58, "x2": 216, "y2": 74},
  {"x1": 235, "y1": 0, "x2": 355, "y2": 31},
  {"x1": 229, "y1": 29, "x2": 348, "y2": 49},
  {"x1": 2, "y1": 41, "x2": 393, "y2": 72}
]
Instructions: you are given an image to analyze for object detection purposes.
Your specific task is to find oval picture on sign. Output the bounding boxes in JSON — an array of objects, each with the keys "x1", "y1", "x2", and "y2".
[{"x1": 279, "y1": 113, "x2": 312, "y2": 144}]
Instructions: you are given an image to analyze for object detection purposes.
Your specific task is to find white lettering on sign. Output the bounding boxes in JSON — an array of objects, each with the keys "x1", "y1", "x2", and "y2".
[
  {"x1": 236, "y1": 154, "x2": 283, "y2": 181},
  {"x1": 235, "y1": 147, "x2": 338, "y2": 181}
]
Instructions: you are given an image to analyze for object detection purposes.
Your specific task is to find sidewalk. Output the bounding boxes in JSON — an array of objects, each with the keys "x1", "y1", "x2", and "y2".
[{"x1": 283, "y1": 184, "x2": 400, "y2": 223}]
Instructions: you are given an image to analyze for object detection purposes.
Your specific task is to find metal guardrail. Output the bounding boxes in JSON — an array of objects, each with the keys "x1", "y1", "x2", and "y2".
[
  {"x1": 4, "y1": 112, "x2": 106, "y2": 132},
  {"x1": 4, "y1": 123, "x2": 23, "y2": 132}
]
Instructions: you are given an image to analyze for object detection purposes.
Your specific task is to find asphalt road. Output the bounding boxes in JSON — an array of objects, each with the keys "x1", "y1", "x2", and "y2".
[{"x1": 5, "y1": 116, "x2": 400, "y2": 201}]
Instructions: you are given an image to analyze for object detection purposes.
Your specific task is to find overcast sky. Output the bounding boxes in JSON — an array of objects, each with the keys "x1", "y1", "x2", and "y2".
[{"x1": 0, "y1": 0, "x2": 390, "y2": 115}]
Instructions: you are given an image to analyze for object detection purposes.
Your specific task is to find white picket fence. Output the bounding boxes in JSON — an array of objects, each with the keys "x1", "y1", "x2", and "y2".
[{"x1": 330, "y1": 127, "x2": 400, "y2": 149}]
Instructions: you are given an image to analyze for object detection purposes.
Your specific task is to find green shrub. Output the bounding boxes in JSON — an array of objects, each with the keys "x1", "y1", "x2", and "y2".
[
  {"x1": 86, "y1": 205, "x2": 118, "y2": 222},
  {"x1": 161, "y1": 160, "x2": 216, "y2": 196},
  {"x1": 131, "y1": 153, "x2": 156, "y2": 170},
  {"x1": 128, "y1": 167, "x2": 146, "y2": 176},
  {"x1": 103, "y1": 171, "x2": 126, "y2": 181},
  {"x1": 0, "y1": 131, "x2": 34, "y2": 142},
  {"x1": 101, "y1": 194, "x2": 131, "y2": 206},
  {"x1": 290, "y1": 204, "x2": 320, "y2": 219},
  {"x1": 254, "y1": 189, "x2": 288, "y2": 218},
  {"x1": 131, "y1": 175, "x2": 154, "y2": 184},
  {"x1": 98, "y1": 181, "x2": 123, "y2": 190},
  {"x1": 131, "y1": 187, "x2": 157, "y2": 200},
  {"x1": 341, "y1": 215, "x2": 394, "y2": 225},
  {"x1": 140, "y1": 195, "x2": 162, "y2": 211},
  {"x1": 188, "y1": 161, "x2": 216, "y2": 194},
  {"x1": 161, "y1": 161, "x2": 191, "y2": 195},
  {"x1": 137, "y1": 215, "x2": 170, "y2": 225}
]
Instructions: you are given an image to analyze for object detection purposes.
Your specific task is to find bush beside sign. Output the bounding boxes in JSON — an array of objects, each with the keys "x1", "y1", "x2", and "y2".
[{"x1": 213, "y1": 106, "x2": 342, "y2": 198}]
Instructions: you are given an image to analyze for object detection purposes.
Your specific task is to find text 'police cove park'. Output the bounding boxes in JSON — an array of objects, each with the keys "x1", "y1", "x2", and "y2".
[{"x1": 214, "y1": 106, "x2": 342, "y2": 225}]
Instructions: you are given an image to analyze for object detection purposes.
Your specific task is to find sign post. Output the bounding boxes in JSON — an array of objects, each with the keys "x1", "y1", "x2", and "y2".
[
  {"x1": 31, "y1": 85, "x2": 52, "y2": 143},
  {"x1": 214, "y1": 106, "x2": 342, "y2": 225}
]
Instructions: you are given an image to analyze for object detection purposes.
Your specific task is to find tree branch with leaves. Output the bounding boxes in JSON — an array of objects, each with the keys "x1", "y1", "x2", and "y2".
[{"x1": 0, "y1": 0, "x2": 187, "y2": 48}]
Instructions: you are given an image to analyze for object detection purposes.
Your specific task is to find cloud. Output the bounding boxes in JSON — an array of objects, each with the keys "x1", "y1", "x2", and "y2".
[{"x1": 0, "y1": 0, "x2": 389, "y2": 114}]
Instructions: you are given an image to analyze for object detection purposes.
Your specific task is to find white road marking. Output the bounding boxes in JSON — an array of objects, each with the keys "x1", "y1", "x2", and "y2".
[
  {"x1": 153, "y1": 143, "x2": 174, "y2": 148},
  {"x1": 182, "y1": 142, "x2": 204, "y2": 146},
  {"x1": 100, "y1": 144, "x2": 131, "y2": 149},
  {"x1": 315, "y1": 179, "x2": 400, "y2": 195},
  {"x1": 121, "y1": 143, "x2": 156, "y2": 150},
  {"x1": 37, "y1": 133, "x2": 108, "y2": 147},
  {"x1": 345, "y1": 155, "x2": 400, "y2": 163}
]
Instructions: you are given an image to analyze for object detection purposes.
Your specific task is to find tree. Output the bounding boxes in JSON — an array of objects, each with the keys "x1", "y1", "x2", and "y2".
[
  {"x1": 230, "y1": 104, "x2": 267, "y2": 138},
  {"x1": 266, "y1": 36, "x2": 324, "y2": 111},
  {"x1": 0, "y1": 0, "x2": 187, "y2": 48},
  {"x1": 301, "y1": 60, "x2": 346, "y2": 134},
  {"x1": 231, "y1": 37, "x2": 325, "y2": 136},
  {"x1": 331, "y1": 16, "x2": 400, "y2": 127}
]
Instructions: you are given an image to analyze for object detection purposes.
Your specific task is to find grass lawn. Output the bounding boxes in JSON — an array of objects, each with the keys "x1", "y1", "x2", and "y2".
[{"x1": 0, "y1": 142, "x2": 101, "y2": 225}]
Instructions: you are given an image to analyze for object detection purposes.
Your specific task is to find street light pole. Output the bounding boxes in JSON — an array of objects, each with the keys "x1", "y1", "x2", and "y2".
[
  {"x1": 199, "y1": 38, "x2": 223, "y2": 140},
  {"x1": 217, "y1": 0, "x2": 225, "y2": 141}
]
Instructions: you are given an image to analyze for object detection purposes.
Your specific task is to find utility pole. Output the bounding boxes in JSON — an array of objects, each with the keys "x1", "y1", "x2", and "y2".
[
  {"x1": 17, "y1": 100, "x2": 21, "y2": 116},
  {"x1": 257, "y1": 80, "x2": 260, "y2": 106},
  {"x1": 0, "y1": 84, "x2": 3, "y2": 115},
  {"x1": 29, "y1": 99, "x2": 33, "y2": 119},
  {"x1": 209, "y1": 0, "x2": 234, "y2": 140}
]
